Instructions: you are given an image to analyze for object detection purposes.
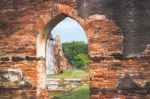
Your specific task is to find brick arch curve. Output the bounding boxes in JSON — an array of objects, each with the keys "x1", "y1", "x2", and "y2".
[
  {"x1": 34, "y1": 4, "x2": 89, "y2": 36},
  {"x1": 35, "y1": 4, "x2": 92, "y2": 58},
  {"x1": 34, "y1": 4, "x2": 94, "y2": 97},
  {"x1": 34, "y1": 3, "x2": 122, "y2": 98},
  {"x1": 34, "y1": 4, "x2": 121, "y2": 58}
]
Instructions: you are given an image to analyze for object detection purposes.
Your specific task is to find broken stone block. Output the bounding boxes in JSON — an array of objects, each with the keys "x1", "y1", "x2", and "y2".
[
  {"x1": 0, "y1": 69, "x2": 32, "y2": 89},
  {"x1": 144, "y1": 82, "x2": 150, "y2": 91},
  {"x1": 90, "y1": 56, "x2": 102, "y2": 62},
  {"x1": 116, "y1": 74, "x2": 141, "y2": 90},
  {"x1": 18, "y1": 80, "x2": 32, "y2": 89}
]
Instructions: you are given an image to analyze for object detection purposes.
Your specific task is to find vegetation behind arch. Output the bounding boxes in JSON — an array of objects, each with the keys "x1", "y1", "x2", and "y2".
[{"x1": 62, "y1": 41, "x2": 89, "y2": 69}]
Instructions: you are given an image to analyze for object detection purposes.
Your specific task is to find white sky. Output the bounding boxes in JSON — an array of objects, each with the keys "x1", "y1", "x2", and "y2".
[{"x1": 51, "y1": 17, "x2": 88, "y2": 43}]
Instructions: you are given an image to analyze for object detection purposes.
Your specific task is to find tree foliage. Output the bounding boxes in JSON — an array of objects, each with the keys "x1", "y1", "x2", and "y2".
[
  {"x1": 73, "y1": 54, "x2": 89, "y2": 69},
  {"x1": 62, "y1": 41, "x2": 89, "y2": 69}
]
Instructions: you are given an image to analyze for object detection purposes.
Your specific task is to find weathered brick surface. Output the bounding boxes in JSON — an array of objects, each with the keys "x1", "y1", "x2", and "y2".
[
  {"x1": 0, "y1": 0, "x2": 150, "y2": 99},
  {"x1": 0, "y1": 61, "x2": 38, "y2": 86}
]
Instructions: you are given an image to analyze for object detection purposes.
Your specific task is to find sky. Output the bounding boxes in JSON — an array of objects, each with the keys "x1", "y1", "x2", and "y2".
[{"x1": 51, "y1": 17, "x2": 88, "y2": 43}]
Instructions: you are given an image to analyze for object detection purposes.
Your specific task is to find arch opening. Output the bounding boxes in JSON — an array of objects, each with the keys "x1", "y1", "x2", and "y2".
[
  {"x1": 36, "y1": 13, "x2": 89, "y2": 98},
  {"x1": 36, "y1": 13, "x2": 68, "y2": 58},
  {"x1": 46, "y1": 16, "x2": 88, "y2": 75}
]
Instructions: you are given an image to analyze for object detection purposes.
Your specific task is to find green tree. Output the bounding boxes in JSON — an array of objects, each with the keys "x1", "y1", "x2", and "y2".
[
  {"x1": 73, "y1": 54, "x2": 89, "y2": 69},
  {"x1": 62, "y1": 41, "x2": 89, "y2": 69}
]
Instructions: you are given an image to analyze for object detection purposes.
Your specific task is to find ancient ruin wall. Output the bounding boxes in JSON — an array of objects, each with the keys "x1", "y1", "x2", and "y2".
[
  {"x1": 0, "y1": 0, "x2": 150, "y2": 99},
  {"x1": 77, "y1": 0, "x2": 150, "y2": 58}
]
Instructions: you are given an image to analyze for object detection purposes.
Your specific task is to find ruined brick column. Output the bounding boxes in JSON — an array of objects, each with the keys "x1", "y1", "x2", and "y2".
[
  {"x1": 54, "y1": 35, "x2": 70, "y2": 74},
  {"x1": 37, "y1": 59, "x2": 48, "y2": 99}
]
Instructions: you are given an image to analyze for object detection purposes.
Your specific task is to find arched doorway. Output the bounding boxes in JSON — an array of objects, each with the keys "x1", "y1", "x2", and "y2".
[
  {"x1": 44, "y1": 16, "x2": 89, "y2": 98},
  {"x1": 36, "y1": 13, "x2": 89, "y2": 73},
  {"x1": 35, "y1": 4, "x2": 121, "y2": 98},
  {"x1": 36, "y1": 11, "x2": 91, "y2": 98},
  {"x1": 46, "y1": 16, "x2": 88, "y2": 75}
]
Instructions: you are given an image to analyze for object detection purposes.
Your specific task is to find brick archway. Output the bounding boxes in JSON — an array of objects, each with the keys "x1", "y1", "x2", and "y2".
[
  {"x1": 34, "y1": 4, "x2": 122, "y2": 98},
  {"x1": 1, "y1": 1, "x2": 150, "y2": 99},
  {"x1": 35, "y1": 4, "x2": 91, "y2": 58}
]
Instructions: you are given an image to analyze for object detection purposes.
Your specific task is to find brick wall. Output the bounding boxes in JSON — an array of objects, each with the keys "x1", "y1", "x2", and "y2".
[{"x1": 0, "y1": 0, "x2": 150, "y2": 99}]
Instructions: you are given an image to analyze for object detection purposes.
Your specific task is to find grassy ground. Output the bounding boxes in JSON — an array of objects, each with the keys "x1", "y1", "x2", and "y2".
[
  {"x1": 48, "y1": 69, "x2": 89, "y2": 78},
  {"x1": 50, "y1": 84, "x2": 89, "y2": 99}
]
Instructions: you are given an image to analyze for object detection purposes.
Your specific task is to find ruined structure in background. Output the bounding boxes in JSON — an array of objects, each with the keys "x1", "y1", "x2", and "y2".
[
  {"x1": 0, "y1": 0, "x2": 150, "y2": 99},
  {"x1": 46, "y1": 36, "x2": 55, "y2": 75},
  {"x1": 54, "y1": 35, "x2": 70, "y2": 74},
  {"x1": 46, "y1": 34, "x2": 69, "y2": 75}
]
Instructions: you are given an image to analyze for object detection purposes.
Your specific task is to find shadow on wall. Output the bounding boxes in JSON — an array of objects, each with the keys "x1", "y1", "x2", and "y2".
[{"x1": 77, "y1": 0, "x2": 150, "y2": 58}]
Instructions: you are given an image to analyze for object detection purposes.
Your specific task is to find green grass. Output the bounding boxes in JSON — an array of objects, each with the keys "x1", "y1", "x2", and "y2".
[
  {"x1": 50, "y1": 84, "x2": 90, "y2": 99},
  {"x1": 48, "y1": 69, "x2": 89, "y2": 78}
]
